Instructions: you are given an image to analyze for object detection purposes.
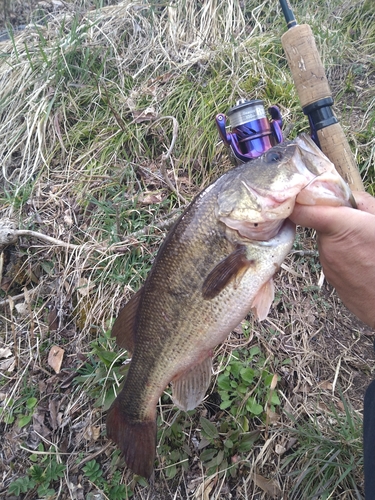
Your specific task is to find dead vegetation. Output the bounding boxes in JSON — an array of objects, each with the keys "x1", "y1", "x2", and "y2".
[{"x1": 0, "y1": 0, "x2": 375, "y2": 498}]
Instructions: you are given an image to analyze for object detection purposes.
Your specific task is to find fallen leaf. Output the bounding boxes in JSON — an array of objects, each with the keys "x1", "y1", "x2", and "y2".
[
  {"x1": 33, "y1": 408, "x2": 51, "y2": 438},
  {"x1": 64, "y1": 213, "x2": 74, "y2": 226},
  {"x1": 194, "y1": 477, "x2": 216, "y2": 500},
  {"x1": 275, "y1": 443, "x2": 286, "y2": 455},
  {"x1": 337, "y1": 400, "x2": 345, "y2": 412},
  {"x1": 49, "y1": 399, "x2": 60, "y2": 430},
  {"x1": 38, "y1": 379, "x2": 47, "y2": 393},
  {"x1": 0, "y1": 277, "x2": 12, "y2": 292},
  {"x1": 133, "y1": 106, "x2": 157, "y2": 123},
  {"x1": 266, "y1": 407, "x2": 280, "y2": 424},
  {"x1": 0, "y1": 347, "x2": 12, "y2": 358},
  {"x1": 83, "y1": 425, "x2": 101, "y2": 441},
  {"x1": 48, "y1": 308, "x2": 59, "y2": 331},
  {"x1": 317, "y1": 380, "x2": 333, "y2": 391},
  {"x1": 253, "y1": 472, "x2": 282, "y2": 498},
  {"x1": 0, "y1": 357, "x2": 15, "y2": 371},
  {"x1": 317, "y1": 401, "x2": 329, "y2": 412},
  {"x1": 77, "y1": 277, "x2": 95, "y2": 296},
  {"x1": 14, "y1": 302, "x2": 28, "y2": 316},
  {"x1": 48, "y1": 345, "x2": 64, "y2": 373},
  {"x1": 138, "y1": 191, "x2": 165, "y2": 205}
]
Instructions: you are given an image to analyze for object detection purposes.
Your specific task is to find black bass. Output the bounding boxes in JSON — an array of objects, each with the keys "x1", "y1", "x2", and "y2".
[{"x1": 107, "y1": 134, "x2": 353, "y2": 477}]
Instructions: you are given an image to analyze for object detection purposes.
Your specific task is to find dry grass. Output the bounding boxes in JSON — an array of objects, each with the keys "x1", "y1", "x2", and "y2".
[{"x1": 0, "y1": 0, "x2": 375, "y2": 498}]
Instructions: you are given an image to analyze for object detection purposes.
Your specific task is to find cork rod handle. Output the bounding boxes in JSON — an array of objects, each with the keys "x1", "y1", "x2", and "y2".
[{"x1": 281, "y1": 24, "x2": 364, "y2": 191}]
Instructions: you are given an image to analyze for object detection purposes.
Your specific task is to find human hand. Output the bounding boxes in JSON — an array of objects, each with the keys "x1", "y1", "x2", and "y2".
[{"x1": 290, "y1": 191, "x2": 375, "y2": 329}]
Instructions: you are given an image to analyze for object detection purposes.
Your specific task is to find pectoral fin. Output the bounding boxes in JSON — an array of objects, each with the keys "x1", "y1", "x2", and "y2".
[
  {"x1": 111, "y1": 287, "x2": 144, "y2": 353},
  {"x1": 202, "y1": 245, "x2": 255, "y2": 300},
  {"x1": 171, "y1": 356, "x2": 213, "y2": 411},
  {"x1": 251, "y1": 278, "x2": 275, "y2": 321}
]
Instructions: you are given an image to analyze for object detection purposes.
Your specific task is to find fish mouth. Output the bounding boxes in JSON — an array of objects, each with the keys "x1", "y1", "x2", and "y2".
[{"x1": 220, "y1": 216, "x2": 287, "y2": 242}]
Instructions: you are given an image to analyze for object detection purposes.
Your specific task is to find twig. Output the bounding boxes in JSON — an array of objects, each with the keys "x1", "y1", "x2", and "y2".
[
  {"x1": 108, "y1": 210, "x2": 182, "y2": 251},
  {"x1": 0, "y1": 211, "x2": 184, "y2": 256},
  {"x1": 151, "y1": 116, "x2": 187, "y2": 204},
  {"x1": 0, "y1": 285, "x2": 42, "y2": 309},
  {"x1": 0, "y1": 228, "x2": 89, "y2": 250},
  {"x1": 291, "y1": 249, "x2": 319, "y2": 257},
  {"x1": 71, "y1": 442, "x2": 112, "y2": 472}
]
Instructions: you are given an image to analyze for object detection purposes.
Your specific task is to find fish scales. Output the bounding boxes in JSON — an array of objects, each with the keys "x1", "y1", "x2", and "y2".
[
  {"x1": 106, "y1": 135, "x2": 354, "y2": 478},
  {"x1": 115, "y1": 168, "x2": 255, "y2": 418}
]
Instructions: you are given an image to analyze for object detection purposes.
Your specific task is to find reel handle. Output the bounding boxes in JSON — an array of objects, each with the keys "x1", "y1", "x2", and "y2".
[{"x1": 281, "y1": 24, "x2": 364, "y2": 191}]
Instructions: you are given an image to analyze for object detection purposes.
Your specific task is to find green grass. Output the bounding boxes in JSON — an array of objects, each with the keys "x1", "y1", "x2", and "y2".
[{"x1": 283, "y1": 394, "x2": 364, "y2": 499}]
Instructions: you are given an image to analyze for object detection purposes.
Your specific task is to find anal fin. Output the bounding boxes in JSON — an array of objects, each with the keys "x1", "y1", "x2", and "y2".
[
  {"x1": 251, "y1": 278, "x2": 275, "y2": 321},
  {"x1": 171, "y1": 356, "x2": 213, "y2": 411}
]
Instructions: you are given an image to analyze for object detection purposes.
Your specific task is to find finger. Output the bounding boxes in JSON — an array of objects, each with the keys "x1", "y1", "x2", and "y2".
[
  {"x1": 289, "y1": 204, "x2": 351, "y2": 233},
  {"x1": 352, "y1": 191, "x2": 375, "y2": 215}
]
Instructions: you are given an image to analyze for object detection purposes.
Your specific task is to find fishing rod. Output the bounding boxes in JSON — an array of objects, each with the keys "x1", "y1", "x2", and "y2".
[{"x1": 278, "y1": 0, "x2": 364, "y2": 191}]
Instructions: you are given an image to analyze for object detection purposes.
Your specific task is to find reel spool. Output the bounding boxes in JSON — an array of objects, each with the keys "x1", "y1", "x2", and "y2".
[{"x1": 216, "y1": 99, "x2": 283, "y2": 164}]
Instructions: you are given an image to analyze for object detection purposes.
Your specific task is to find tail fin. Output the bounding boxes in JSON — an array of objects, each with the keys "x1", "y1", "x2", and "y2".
[{"x1": 106, "y1": 397, "x2": 156, "y2": 478}]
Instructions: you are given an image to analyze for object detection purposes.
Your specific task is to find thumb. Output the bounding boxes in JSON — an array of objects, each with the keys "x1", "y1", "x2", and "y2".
[
  {"x1": 352, "y1": 191, "x2": 375, "y2": 215},
  {"x1": 289, "y1": 203, "x2": 356, "y2": 234}
]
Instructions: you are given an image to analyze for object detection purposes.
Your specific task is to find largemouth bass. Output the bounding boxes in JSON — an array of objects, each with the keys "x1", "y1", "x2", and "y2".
[{"x1": 106, "y1": 134, "x2": 353, "y2": 478}]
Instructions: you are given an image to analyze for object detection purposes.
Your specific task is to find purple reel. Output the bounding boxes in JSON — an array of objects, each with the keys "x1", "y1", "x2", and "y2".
[{"x1": 216, "y1": 99, "x2": 283, "y2": 164}]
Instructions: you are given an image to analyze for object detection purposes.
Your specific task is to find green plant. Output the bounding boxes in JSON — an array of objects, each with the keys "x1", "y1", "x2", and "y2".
[
  {"x1": 198, "y1": 416, "x2": 261, "y2": 478},
  {"x1": 83, "y1": 459, "x2": 133, "y2": 499},
  {"x1": 217, "y1": 346, "x2": 281, "y2": 418},
  {"x1": 282, "y1": 394, "x2": 364, "y2": 499},
  {"x1": 183, "y1": 345, "x2": 280, "y2": 479},
  {"x1": 7, "y1": 454, "x2": 66, "y2": 497},
  {"x1": 74, "y1": 330, "x2": 130, "y2": 411},
  {"x1": 0, "y1": 393, "x2": 38, "y2": 427},
  {"x1": 156, "y1": 411, "x2": 192, "y2": 479}
]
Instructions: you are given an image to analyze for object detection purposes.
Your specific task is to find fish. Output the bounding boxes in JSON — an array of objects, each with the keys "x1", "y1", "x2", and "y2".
[{"x1": 106, "y1": 134, "x2": 353, "y2": 478}]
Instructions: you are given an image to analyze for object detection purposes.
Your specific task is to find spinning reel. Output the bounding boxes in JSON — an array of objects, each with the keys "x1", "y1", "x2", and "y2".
[
  {"x1": 216, "y1": 98, "x2": 340, "y2": 167},
  {"x1": 215, "y1": 99, "x2": 283, "y2": 164}
]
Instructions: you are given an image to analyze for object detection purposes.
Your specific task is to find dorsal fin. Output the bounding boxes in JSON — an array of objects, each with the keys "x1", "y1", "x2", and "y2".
[
  {"x1": 111, "y1": 287, "x2": 143, "y2": 354},
  {"x1": 171, "y1": 356, "x2": 213, "y2": 411},
  {"x1": 202, "y1": 245, "x2": 255, "y2": 300},
  {"x1": 251, "y1": 278, "x2": 275, "y2": 321}
]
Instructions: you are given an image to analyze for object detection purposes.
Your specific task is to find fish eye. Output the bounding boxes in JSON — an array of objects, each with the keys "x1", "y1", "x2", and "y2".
[{"x1": 266, "y1": 151, "x2": 283, "y2": 162}]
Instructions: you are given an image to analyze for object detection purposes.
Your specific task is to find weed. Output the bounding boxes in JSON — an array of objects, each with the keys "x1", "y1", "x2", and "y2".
[
  {"x1": 7, "y1": 451, "x2": 66, "y2": 498},
  {"x1": 157, "y1": 412, "x2": 192, "y2": 479},
  {"x1": 74, "y1": 330, "x2": 129, "y2": 411},
  {"x1": 198, "y1": 416, "x2": 261, "y2": 478},
  {"x1": 154, "y1": 344, "x2": 277, "y2": 480},
  {"x1": 0, "y1": 392, "x2": 38, "y2": 427},
  {"x1": 82, "y1": 459, "x2": 133, "y2": 499},
  {"x1": 282, "y1": 394, "x2": 364, "y2": 499},
  {"x1": 217, "y1": 346, "x2": 281, "y2": 418}
]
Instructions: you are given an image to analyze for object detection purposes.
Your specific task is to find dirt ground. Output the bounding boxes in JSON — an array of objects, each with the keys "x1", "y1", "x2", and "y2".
[
  {"x1": 0, "y1": 0, "x2": 119, "y2": 33},
  {"x1": 1, "y1": 0, "x2": 41, "y2": 31}
]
